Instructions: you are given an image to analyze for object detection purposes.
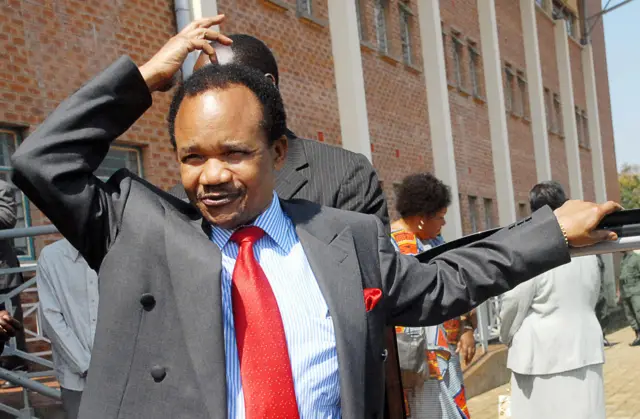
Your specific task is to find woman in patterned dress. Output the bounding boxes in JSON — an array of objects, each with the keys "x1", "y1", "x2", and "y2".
[{"x1": 390, "y1": 173, "x2": 477, "y2": 419}]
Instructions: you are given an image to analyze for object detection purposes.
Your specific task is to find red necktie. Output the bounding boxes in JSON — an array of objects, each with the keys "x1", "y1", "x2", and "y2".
[{"x1": 230, "y1": 226, "x2": 300, "y2": 418}]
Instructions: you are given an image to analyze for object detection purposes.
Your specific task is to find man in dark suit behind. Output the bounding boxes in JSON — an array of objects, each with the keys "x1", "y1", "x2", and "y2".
[{"x1": 11, "y1": 16, "x2": 620, "y2": 419}]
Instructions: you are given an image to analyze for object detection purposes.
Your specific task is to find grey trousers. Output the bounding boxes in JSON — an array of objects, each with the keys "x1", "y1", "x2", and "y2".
[{"x1": 61, "y1": 388, "x2": 82, "y2": 419}]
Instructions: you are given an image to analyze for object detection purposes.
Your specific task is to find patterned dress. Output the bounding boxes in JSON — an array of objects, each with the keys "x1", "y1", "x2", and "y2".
[{"x1": 390, "y1": 229, "x2": 470, "y2": 419}]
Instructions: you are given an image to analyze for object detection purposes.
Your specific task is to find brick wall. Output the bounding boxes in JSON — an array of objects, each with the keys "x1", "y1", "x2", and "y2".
[{"x1": 0, "y1": 0, "x2": 620, "y2": 350}]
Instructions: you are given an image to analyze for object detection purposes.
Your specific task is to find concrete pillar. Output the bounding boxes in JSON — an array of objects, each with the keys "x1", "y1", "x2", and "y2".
[
  {"x1": 554, "y1": 20, "x2": 583, "y2": 199},
  {"x1": 327, "y1": 0, "x2": 373, "y2": 161},
  {"x1": 520, "y1": 0, "x2": 552, "y2": 181},
  {"x1": 416, "y1": 0, "x2": 462, "y2": 239},
  {"x1": 477, "y1": 0, "x2": 516, "y2": 225},
  {"x1": 583, "y1": 42, "x2": 615, "y2": 299}
]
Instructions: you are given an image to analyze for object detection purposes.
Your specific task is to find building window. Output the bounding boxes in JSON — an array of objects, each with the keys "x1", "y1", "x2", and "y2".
[
  {"x1": 544, "y1": 88, "x2": 553, "y2": 132},
  {"x1": 483, "y1": 198, "x2": 494, "y2": 229},
  {"x1": 452, "y1": 31, "x2": 464, "y2": 88},
  {"x1": 374, "y1": 0, "x2": 388, "y2": 54},
  {"x1": 0, "y1": 128, "x2": 33, "y2": 259},
  {"x1": 443, "y1": 31, "x2": 451, "y2": 83},
  {"x1": 517, "y1": 71, "x2": 529, "y2": 118},
  {"x1": 468, "y1": 196, "x2": 479, "y2": 233},
  {"x1": 575, "y1": 107, "x2": 583, "y2": 146},
  {"x1": 356, "y1": 0, "x2": 365, "y2": 40},
  {"x1": 297, "y1": 0, "x2": 312, "y2": 15},
  {"x1": 552, "y1": 1, "x2": 577, "y2": 38},
  {"x1": 582, "y1": 110, "x2": 590, "y2": 148},
  {"x1": 468, "y1": 41, "x2": 482, "y2": 98},
  {"x1": 95, "y1": 146, "x2": 144, "y2": 181},
  {"x1": 553, "y1": 93, "x2": 563, "y2": 134},
  {"x1": 504, "y1": 65, "x2": 515, "y2": 113},
  {"x1": 399, "y1": 5, "x2": 412, "y2": 65}
]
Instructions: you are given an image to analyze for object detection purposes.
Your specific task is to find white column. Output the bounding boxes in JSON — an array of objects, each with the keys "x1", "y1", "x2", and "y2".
[
  {"x1": 327, "y1": 0, "x2": 372, "y2": 161},
  {"x1": 190, "y1": 0, "x2": 218, "y2": 21},
  {"x1": 554, "y1": 21, "x2": 583, "y2": 199},
  {"x1": 477, "y1": 0, "x2": 516, "y2": 225},
  {"x1": 416, "y1": 0, "x2": 462, "y2": 239},
  {"x1": 583, "y1": 42, "x2": 615, "y2": 298},
  {"x1": 520, "y1": 0, "x2": 551, "y2": 181}
]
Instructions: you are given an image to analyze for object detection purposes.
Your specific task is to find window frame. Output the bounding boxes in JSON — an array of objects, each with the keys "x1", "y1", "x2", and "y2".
[
  {"x1": 582, "y1": 110, "x2": 590, "y2": 148},
  {"x1": 468, "y1": 195, "x2": 479, "y2": 233},
  {"x1": 95, "y1": 144, "x2": 144, "y2": 182},
  {"x1": 399, "y1": 3, "x2": 413, "y2": 65},
  {"x1": 374, "y1": 0, "x2": 389, "y2": 54},
  {"x1": 296, "y1": 0, "x2": 312, "y2": 16},
  {"x1": 483, "y1": 198, "x2": 494, "y2": 230},
  {"x1": 516, "y1": 70, "x2": 528, "y2": 118},
  {"x1": 504, "y1": 64, "x2": 515, "y2": 113},
  {"x1": 553, "y1": 93, "x2": 563, "y2": 135},
  {"x1": 468, "y1": 40, "x2": 482, "y2": 98},
  {"x1": 451, "y1": 30, "x2": 464, "y2": 89}
]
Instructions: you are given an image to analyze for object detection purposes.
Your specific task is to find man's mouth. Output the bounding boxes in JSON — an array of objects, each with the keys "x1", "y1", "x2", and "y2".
[{"x1": 199, "y1": 193, "x2": 239, "y2": 207}]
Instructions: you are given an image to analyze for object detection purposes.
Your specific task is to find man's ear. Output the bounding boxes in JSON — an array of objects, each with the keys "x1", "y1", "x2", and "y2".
[
  {"x1": 272, "y1": 135, "x2": 288, "y2": 170},
  {"x1": 265, "y1": 73, "x2": 277, "y2": 86}
]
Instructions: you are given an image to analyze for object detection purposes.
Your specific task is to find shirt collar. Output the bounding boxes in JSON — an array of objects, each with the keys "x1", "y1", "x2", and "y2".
[{"x1": 209, "y1": 191, "x2": 292, "y2": 251}]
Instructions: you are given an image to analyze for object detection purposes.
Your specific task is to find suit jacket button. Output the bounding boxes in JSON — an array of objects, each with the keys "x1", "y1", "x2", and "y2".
[
  {"x1": 381, "y1": 349, "x2": 388, "y2": 361},
  {"x1": 140, "y1": 293, "x2": 156, "y2": 311},
  {"x1": 150, "y1": 365, "x2": 166, "y2": 382}
]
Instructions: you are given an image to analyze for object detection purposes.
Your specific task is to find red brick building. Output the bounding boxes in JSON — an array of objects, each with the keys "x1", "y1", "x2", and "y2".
[{"x1": 0, "y1": 0, "x2": 622, "y2": 412}]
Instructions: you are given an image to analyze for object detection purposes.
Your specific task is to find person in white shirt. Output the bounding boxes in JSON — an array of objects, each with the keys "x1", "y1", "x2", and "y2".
[
  {"x1": 499, "y1": 181, "x2": 605, "y2": 419},
  {"x1": 36, "y1": 239, "x2": 98, "y2": 419}
]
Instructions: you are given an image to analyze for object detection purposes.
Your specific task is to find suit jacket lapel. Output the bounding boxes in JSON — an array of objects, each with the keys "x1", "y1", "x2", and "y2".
[
  {"x1": 282, "y1": 201, "x2": 367, "y2": 418},
  {"x1": 275, "y1": 136, "x2": 308, "y2": 200},
  {"x1": 162, "y1": 203, "x2": 227, "y2": 419}
]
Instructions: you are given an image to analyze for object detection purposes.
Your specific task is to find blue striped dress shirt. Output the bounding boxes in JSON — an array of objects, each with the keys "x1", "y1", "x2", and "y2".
[{"x1": 210, "y1": 192, "x2": 341, "y2": 418}]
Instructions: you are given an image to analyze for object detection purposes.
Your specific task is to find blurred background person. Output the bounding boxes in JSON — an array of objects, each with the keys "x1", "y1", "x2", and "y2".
[
  {"x1": 500, "y1": 181, "x2": 605, "y2": 419},
  {"x1": 0, "y1": 178, "x2": 28, "y2": 374},
  {"x1": 618, "y1": 250, "x2": 640, "y2": 346},
  {"x1": 37, "y1": 239, "x2": 99, "y2": 419},
  {"x1": 390, "y1": 173, "x2": 476, "y2": 419}
]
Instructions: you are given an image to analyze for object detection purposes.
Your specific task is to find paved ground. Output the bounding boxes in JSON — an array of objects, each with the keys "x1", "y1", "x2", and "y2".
[{"x1": 467, "y1": 327, "x2": 640, "y2": 419}]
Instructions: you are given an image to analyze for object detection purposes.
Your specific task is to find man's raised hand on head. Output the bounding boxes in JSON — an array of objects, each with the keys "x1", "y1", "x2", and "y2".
[{"x1": 138, "y1": 15, "x2": 232, "y2": 93}]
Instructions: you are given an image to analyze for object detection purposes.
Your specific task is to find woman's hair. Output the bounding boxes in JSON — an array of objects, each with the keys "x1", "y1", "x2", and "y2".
[{"x1": 394, "y1": 172, "x2": 451, "y2": 218}]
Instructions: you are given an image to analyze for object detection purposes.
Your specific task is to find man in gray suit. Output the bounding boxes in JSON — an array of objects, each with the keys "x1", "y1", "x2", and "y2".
[{"x1": 11, "y1": 17, "x2": 620, "y2": 419}]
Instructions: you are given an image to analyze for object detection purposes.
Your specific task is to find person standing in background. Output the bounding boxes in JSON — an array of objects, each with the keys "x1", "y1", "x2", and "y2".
[
  {"x1": 618, "y1": 250, "x2": 640, "y2": 346},
  {"x1": 390, "y1": 173, "x2": 476, "y2": 419},
  {"x1": 500, "y1": 181, "x2": 605, "y2": 419},
  {"x1": 0, "y1": 178, "x2": 28, "y2": 373},
  {"x1": 37, "y1": 239, "x2": 99, "y2": 419}
]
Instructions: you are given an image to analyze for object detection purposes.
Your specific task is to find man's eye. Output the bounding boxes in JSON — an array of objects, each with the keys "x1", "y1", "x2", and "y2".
[{"x1": 181, "y1": 154, "x2": 204, "y2": 163}]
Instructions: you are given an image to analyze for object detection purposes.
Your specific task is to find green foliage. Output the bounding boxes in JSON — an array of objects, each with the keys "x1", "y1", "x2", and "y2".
[{"x1": 619, "y1": 163, "x2": 640, "y2": 209}]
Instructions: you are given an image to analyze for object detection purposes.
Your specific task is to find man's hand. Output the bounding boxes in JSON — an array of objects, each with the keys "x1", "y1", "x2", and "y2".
[
  {"x1": 138, "y1": 15, "x2": 232, "y2": 93},
  {"x1": 553, "y1": 200, "x2": 622, "y2": 247},
  {"x1": 0, "y1": 310, "x2": 22, "y2": 343},
  {"x1": 455, "y1": 329, "x2": 476, "y2": 366}
]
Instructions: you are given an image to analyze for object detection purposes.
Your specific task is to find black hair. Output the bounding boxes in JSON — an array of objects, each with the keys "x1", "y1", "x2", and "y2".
[
  {"x1": 167, "y1": 63, "x2": 287, "y2": 149},
  {"x1": 210, "y1": 34, "x2": 280, "y2": 85},
  {"x1": 394, "y1": 173, "x2": 452, "y2": 219},
  {"x1": 529, "y1": 180, "x2": 567, "y2": 212}
]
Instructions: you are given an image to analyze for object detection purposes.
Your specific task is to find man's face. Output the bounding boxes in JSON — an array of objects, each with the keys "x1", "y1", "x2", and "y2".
[{"x1": 173, "y1": 86, "x2": 287, "y2": 229}]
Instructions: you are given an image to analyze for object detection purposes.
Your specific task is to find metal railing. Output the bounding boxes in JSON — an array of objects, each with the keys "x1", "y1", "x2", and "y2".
[{"x1": 0, "y1": 224, "x2": 61, "y2": 419}]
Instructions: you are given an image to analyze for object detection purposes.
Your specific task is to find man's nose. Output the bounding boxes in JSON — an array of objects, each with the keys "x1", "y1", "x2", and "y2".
[{"x1": 199, "y1": 159, "x2": 232, "y2": 185}]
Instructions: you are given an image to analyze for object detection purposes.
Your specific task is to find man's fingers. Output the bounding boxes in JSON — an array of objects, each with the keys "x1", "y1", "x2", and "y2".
[
  {"x1": 589, "y1": 229, "x2": 618, "y2": 243},
  {"x1": 7, "y1": 317, "x2": 22, "y2": 331},
  {"x1": 200, "y1": 41, "x2": 216, "y2": 58},
  {"x1": 0, "y1": 322, "x2": 16, "y2": 337},
  {"x1": 185, "y1": 14, "x2": 226, "y2": 32},
  {"x1": 599, "y1": 200, "x2": 623, "y2": 217}
]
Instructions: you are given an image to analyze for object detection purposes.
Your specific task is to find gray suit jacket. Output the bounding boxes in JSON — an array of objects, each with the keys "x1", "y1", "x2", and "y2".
[
  {"x1": 0, "y1": 179, "x2": 22, "y2": 290},
  {"x1": 11, "y1": 56, "x2": 571, "y2": 419},
  {"x1": 168, "y1": 131, "x2": 390, "y2": 230}
]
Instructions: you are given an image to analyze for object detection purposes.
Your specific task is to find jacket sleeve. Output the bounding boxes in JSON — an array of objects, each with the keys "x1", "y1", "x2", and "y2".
[
  {"x1": 10, "y1": 56, "x2": 152, "y2": 271},
  {"x1": 37, "y1": 254, "x2": 91, "y2": 375},
  {"x1": 0, "y1": 180, "x2": 17, "y2": 229},
  {"x1": 378, "y1": 206, "x2": 571, "y2": 326},
  {"x1": 336, "y1": 153, "x2": 390, "y2": 233}
]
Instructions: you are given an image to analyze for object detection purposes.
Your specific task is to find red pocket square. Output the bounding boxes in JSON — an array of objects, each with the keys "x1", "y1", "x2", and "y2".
[{"x1": 363, "y1": 288, "x2": 382, "y2": 312}]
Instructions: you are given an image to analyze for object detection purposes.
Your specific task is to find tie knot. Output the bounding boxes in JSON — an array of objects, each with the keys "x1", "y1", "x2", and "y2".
[{"x1": 230, "y1": 226, "x2": 265, "y2": 246}]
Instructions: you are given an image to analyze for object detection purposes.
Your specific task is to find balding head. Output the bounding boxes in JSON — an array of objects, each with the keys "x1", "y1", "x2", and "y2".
[{"x1": 194, "y1": 34, "x2": 279, "y2": 86}]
